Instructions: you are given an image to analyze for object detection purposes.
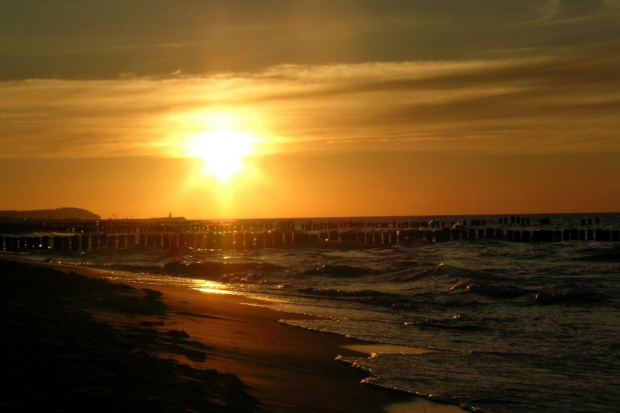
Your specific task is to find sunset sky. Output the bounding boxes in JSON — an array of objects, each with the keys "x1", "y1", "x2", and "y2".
[{"x1": 1, "y1": 1, "x2": 619, "y2": 219}]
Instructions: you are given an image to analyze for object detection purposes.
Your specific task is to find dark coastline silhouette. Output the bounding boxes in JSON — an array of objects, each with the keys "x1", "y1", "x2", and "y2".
[{"x1": 0, "y1": 207, "x2": 100, "y2": 221}]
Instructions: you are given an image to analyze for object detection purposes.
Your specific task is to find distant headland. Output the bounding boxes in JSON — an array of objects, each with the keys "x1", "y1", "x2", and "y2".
[{"x1": 0, "y1": 207, "x2": 101, "y2": 221}]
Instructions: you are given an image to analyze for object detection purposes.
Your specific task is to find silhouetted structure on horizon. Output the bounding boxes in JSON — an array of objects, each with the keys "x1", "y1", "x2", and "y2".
[{"x1": 0, "y1": 215, "x2": 617, "y2": 252}]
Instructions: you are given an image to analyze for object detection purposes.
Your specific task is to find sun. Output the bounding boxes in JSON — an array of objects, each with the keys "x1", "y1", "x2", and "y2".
[
  {"x1": 187, "y1": 129, "x2": 256, "y2": 181},
  {"x1": 182, "y1": 112, "x2": 259, "y2": 182}
]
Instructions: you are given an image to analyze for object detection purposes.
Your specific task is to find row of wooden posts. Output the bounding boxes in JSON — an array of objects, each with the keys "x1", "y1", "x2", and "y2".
[
  {"x1": 1, "y1": 227, "x2": 618, "y2": 253},
  {"x1": 33, "y1": 214, "x2": 608, "y2": 237}
]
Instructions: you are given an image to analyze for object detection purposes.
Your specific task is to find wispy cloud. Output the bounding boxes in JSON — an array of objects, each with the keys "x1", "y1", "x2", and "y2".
[
  {"x1": 1, "y1": 45, "x2": 618, "y2": 160},
  {"x1": 3, "y1": 1, "x2": 619, "y2": 80}
]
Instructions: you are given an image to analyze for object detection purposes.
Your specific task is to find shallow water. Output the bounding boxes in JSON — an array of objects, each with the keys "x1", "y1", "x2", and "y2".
[{"x1": 11, "y1": 213, "x2": 620, "y2": 412}]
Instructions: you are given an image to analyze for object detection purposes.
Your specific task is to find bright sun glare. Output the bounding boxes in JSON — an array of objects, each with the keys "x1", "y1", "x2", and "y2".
[{"x1": 183, "y1": 112, "x2": 259, "y2": 182}]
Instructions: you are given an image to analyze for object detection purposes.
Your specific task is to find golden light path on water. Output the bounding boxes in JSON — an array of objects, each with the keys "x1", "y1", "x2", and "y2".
[
  {"x1": 194, "y1": 280, "x2": 234, "y2": 295},
  {"x1": 102, "y1": 272, "x2": 233, "y2": 295}
]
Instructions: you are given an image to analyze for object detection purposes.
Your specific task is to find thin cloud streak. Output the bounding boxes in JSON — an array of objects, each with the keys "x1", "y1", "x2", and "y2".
[
  {"x1": 1, "y1": 46, "x2": 619, "y2": 159},
  {"x1": 3, "y1": 1, "x2": 619, "y2": 80}
]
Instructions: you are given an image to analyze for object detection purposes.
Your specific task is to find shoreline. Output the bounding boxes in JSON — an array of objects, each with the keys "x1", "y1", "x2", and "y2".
[{"x1": 1, "y1": 255, "x2": 464, "y2": 412}]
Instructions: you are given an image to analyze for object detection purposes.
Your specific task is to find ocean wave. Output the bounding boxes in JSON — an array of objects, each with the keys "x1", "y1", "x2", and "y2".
[
  {"x1": 450, "y1": 279, "x2": 529, "y2": 299},
  {"x1": 297, "y1": 287, "x2": 402, "y2": 306},
  {"x1": 397, "y1": 238, "x2": 431, "y2": 248},
  {"x1": 402, "y1": 263, "x2": 505, "y2": 282},
  {"x1": 298, "y1": 264, "x2": 374, "y2": 278},
  {"x1": 108, "y1": 264, "x2": 165, "y2": 274},
  {"x1": 574, "y1": 246, "x2": 620, "y2": 262},
  {"x1": 161, "y1": 260, "x2": 282, "y2": 280},
  {"x1": 403, "y1": 314, "x2": 484, "y2": 332},
  {"x1": 340, "y1": 347, "x2": 615, "y2": 413},
  {"x1": 532, "y1": 290, "x2": 609, "y2": 306},
  {"x1": 163, "y1": 246, "x2": 194, "y2": 258}
]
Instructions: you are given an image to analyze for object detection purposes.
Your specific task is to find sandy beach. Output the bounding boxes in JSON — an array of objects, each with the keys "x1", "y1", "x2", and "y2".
[{"x1": 0, "y1": 258, "x2": 463, "y2": 413}]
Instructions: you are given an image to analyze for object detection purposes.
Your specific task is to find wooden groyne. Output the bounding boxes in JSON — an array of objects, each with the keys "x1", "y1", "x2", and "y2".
[{"x1": 0, "y1": 216, "x2": 618, "y2": 252}]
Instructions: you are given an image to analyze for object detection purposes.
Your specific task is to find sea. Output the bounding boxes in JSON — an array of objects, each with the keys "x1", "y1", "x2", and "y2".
[{"x1": 10, "y1": 213, "x2": 620, "y2": 413}]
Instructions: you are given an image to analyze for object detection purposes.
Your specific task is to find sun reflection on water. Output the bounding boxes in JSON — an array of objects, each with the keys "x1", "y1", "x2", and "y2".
[{"x1": 193, "y1": 280, "x2": 233, "y2": 295}]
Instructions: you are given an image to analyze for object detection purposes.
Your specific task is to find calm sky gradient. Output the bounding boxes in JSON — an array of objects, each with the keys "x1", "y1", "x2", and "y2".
[{"x1": 1, "y1": 0, "x2": 619, "y2": 219}]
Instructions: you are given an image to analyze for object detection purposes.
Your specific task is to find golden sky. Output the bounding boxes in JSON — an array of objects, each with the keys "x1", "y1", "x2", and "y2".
[{"x1": 1, "y1": 1, "x2": 619, "y2": 219}]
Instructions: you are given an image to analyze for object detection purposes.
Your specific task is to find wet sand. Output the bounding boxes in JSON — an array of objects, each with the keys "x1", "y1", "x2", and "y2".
[{"x1": 0, "y1": 258, "x2": 463, "y2": 412}]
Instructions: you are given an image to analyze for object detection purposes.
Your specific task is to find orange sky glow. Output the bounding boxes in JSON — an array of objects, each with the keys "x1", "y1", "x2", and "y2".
[{"x1": 1, "y1": 1, "x2": 619, "y2": 219}]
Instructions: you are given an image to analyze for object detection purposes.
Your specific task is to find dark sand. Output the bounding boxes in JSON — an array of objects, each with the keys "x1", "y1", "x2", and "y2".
[{"x1": 0, "y1": 259, "x2": 462, "y2": 412}]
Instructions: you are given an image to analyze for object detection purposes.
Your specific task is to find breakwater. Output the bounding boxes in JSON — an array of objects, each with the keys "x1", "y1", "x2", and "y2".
[{"x1": 1, "y1": 215, "x2": 618, "y2": 252}]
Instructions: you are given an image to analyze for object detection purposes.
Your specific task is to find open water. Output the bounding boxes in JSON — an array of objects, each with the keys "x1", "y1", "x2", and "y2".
[{"x1": 13, "y1": 213, "x2": 620, "y2": 412}]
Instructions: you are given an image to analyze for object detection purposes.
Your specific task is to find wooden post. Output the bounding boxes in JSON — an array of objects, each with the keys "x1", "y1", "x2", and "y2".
[
  {"x1": 425, "y1": 230, "x2": 434, "y2": 243},
  {"x1": 521, "y1": 231, "x2": 531, "y2": 242},
  {"x1": 81, "y1": 234, "x2": 89, "y2": 251},
  {"x1": 10, "y1": 236, "x2": 18, "y2": 252},
  {"x1": 70, "y1": 235, "x2": 79, "y2": 252},
  {"x1": 224, "y1": 232, "x2": 234, "y2": 249},
  {"x1": 371, "y1": 231, "x2": 380, "y2": 244},
  {"x1": 273, "y1": 231, "x2": 283, "y2": 248},
  {"x1": 264, "y1": 232, "x2": 274, "y2": 248},
  {"x1": 11, "y1": 236, "x2": 19, "y2": 251},
  {"x1": 91, "y1": 234, "x2": 99, "y2": 250},
  {"x1": 194, "y1": 233, "x2": 204, "y2": 249},
  {"x1": 234, "y1": 232, "x2": 245, "y2": 249},
  {"x1": 362, "y1": 232, "x2": 372, "y2": 243},
  {"x1": 293, "y1": 232, "x2": 309, "y2": 246},
  {"x1": 599, "y1": 230, "x2": 611, "y2": 241},
  {"x1": 356, "y1": 232, "x2": 365, "y2": 243},
  {"x1": 62, "y1": 236, "x2": 70, "y2": 251},
  {"x1": 569, "y1": 229, "x2": 578, "y2": 240},
  {"x1": 255, "y1": 232, "x2": 265, "y2": 249},
  {"x1": 468, "y1": 228, "x2": 476, "y2": 240},
  {"x1": 283, "y1": 232, "x2": 293, "y2": 247},
  {"x1": 495, "y1": 229, "x2": 504, "y2": 240},
  {"x1": 211, "y1": 233, "x2": 221, "y2": 249},
  {"x1": 244, "y1": 232, "x2": 254, "y2": 249},
  {"x1": 204, "y1": 233, "x2": 214, "y2": 249},
  {"x1": 183, "y1": 233, "x2": 193, "y2": 248}
]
